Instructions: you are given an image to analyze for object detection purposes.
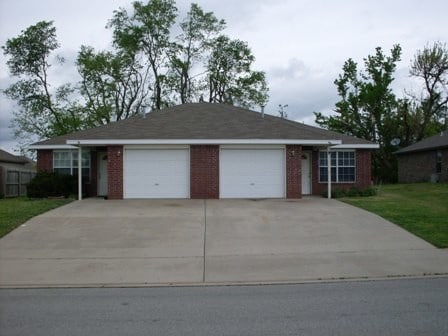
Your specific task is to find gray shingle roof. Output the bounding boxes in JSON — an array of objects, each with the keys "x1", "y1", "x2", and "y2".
[
  {"x1": 32, "y1": 103, "x2": 374, "y2": 146},
  {"x1": 0, "y1": 149, "x2": 29, "y2": 164},
  {"x1": 395, "y1": 131, "x2": 448, "y2": 154}
]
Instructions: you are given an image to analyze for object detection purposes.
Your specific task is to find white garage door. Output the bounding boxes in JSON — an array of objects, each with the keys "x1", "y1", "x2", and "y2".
[
  {"x1": 220, "y1": 148, "x2": 285, "y2": 198},
  {"x1": 124, "y1": 149, "x2": 189, "y2": 198}
]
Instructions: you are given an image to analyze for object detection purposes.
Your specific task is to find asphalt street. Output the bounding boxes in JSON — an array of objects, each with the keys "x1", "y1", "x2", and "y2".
[{"x1": 1, "y1": 277, "x2": 447, "y2": 336}]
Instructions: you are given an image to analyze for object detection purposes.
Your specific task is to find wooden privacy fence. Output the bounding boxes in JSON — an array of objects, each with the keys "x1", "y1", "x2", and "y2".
[{"x1": 0, "y1": 169, "x2": 36, "y2": 197}]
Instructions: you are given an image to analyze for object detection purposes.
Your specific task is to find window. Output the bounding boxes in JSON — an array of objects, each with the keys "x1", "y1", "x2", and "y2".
[
  {"x1": 319, "y1": 151, "x2": 355, "y2": 183},
  {"x1": 53, "y1": 150, "x2": 90, "y2": 180},
  {"x1": 436, "y1": 151, "x2": 442, "y2": 174}
]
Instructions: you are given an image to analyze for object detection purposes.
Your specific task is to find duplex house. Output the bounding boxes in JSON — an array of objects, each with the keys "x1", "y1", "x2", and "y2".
[{"x1": 30, "y1": 103, "x2": 378, "y2": 199}]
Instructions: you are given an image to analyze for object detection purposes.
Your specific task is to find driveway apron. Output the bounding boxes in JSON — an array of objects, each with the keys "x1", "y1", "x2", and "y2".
[{"x1": 0, "y1": 198, "x2": 447, "y2": 287}]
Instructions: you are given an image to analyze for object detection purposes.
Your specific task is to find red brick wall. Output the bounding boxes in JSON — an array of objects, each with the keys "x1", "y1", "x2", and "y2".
[
  {"x1": 36, "y1": 150, "x2": 53, "y2": 172},
  {"x1": 286, "y1": 145, "x2": 302, "y2": 198},
  {"x1": 107, "y1": 146, "x2": 123, "y2": 199},
  {"x1": 190, "y1": 145, "x2": 219, "y2": 199},
  {"x1": 312, "y1": 149, "x2": 372, "y2": 195},
  {"x1": 356, "y1": 150, "x2": 372, "y2": 188}
]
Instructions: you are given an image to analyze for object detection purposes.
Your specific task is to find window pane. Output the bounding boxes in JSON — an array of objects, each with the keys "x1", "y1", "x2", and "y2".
[
  {"x1": 319, "y1": 151, "x2": 327, "y2": 166},
  {"x1": 54, "y1": 150, "x2": 90, "y2": 177},
  {"x1": 54, "y1": 151, "x2": 71, "y2": 168},
  {"x1": 320, "y1": 167, "x2": 337, "y2": 182},
  {"x1": 82, "y1": 152, "x2": 91, "y2": 167},
  {"x1": 338, "y1": 152, "x2": 344, "y2": 166},
  {"x1": 338, "y1": 167, "x2": 355, "y2": 182},
  {"x1": 331, "y1": 152, "x2": 336, "y2": 166},
  {"x1": 54, "y1": 168, "x2": 71, "y2": 175},
  {"x1": 72, "y1": 151, "x2": 90, "y2": 168},
  {"x1": 320, "y1": 151, "x2": 355, "y2": 183},
  {"x1": 73, "y1": 168, "x2": 90, "y2": 178},
  {"x1": 320, "y1": 167, "x2": 328, "y2": 182}
]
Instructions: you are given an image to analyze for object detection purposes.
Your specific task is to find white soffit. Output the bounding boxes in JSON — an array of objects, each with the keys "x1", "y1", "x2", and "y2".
[
  {"x1": 331, "y1": 144, "x2": 379, "y2": 149},
  {"x1": 66, "y1": 139, "x2": 343, "y2": 145}
]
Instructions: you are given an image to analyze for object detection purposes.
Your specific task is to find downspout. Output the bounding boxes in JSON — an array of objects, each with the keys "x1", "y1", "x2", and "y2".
[
  {"x1": 78, "y1": 143, "x2": 82, "y2": 201},
  {"x1": 327, "y1": 145, "x2": 332, "y2": 199}
]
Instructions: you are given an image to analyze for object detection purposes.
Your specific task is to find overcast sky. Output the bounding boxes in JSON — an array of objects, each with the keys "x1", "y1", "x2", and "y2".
[{"x1": 1, "y1": 0, "x2": 447, "y2": 154}]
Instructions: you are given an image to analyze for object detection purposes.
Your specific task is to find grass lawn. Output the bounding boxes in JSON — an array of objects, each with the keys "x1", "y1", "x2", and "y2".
[
  {"x1": 0, "y1": 197, "x2": 73, "y2": 238},
  {"x1": 341, "y1": 183, "x2": 448, "y2": 248}
]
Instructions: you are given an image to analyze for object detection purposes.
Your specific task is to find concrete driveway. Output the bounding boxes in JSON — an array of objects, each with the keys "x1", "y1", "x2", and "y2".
[{"x1": 0, "y1": 198, "x2": 447, "y2": 287}]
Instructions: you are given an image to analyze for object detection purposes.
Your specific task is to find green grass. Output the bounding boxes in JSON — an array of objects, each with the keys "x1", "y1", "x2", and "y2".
[
  {"x1": 0, "y1": 197, "x2": 73, "y2": 238},
  {"x1": 341, "y1": 183, "x2": 448, "y2": 248}
]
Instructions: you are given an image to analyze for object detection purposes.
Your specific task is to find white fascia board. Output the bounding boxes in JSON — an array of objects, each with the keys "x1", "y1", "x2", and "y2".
[
  {"x1": 331, "y1": 144, "x2": 380, "y2": 149},
  {"x1": 28, "y1": 144, "x2": 77, "y2": 150},
  {"x1": 66, "y1": 139, "x2": 343, "y2": 145}
]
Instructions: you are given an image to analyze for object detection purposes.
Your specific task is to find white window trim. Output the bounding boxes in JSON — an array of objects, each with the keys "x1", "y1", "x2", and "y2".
[{"x1": 318, "y1": 150, "x2": 356, "y2": 183}]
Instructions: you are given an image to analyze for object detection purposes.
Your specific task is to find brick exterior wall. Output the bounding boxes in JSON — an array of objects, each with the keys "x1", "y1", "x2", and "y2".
[
  {"x1": 355, "y1": 150, "x2": 372, "y2": 189},
  {"x1": 36, "y1": 150, "x2": 53, "y2": 172},
  {"x1": 190, "y1": 145, "x2": 219, "y2": 199},
  {"x1": 107, "y1": 146, "x2": 123, "y2": 199},
  {"x1": 397, "y1": 149, "x2": 448, "y2": 183},
  {"x1": 35, "y1": 146, "x2": 376, "y2": 199},
  {"x1": 286, "y1": 145, "x2": 302, "y2": 198},
  {"x1": 312, "y1": 149, "x2": 372, "y2": 196}
]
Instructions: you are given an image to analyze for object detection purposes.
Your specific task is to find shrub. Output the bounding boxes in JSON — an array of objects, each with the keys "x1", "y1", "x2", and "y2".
[
  {"x1": 322, "y1": 186, "x2": 378, "y2": 198},
  {"x1": 322, "y1": 187, "x2": 346, "y2": 198},
  {"x1": 361, "y1": 186, "x2": 377, "y2": 197},
  {"x1": 27, "y1": 171, "x2": 77, "y2": 198}
]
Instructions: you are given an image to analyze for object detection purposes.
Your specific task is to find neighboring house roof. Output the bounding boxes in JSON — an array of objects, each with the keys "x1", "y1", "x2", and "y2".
[
  {"x1": 30, "y1": 103, "x2": 376, "y2": 147},
  {"x1": 395, "y1": 131, "x2": 448, "y2": 155},
  {"x1": 0, "y1": 149, "x2": 30, "y2": 164}
]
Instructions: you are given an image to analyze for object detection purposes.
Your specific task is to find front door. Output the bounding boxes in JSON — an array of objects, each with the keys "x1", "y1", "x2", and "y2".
[
  {"x1": 98, "y1": 152, "x2": 108, "y2": 196},
  {"x1": 301, "y1": 152, "x2": 311, "y2": 195}
]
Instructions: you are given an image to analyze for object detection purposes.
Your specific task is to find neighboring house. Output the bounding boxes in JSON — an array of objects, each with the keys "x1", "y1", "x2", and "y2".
[
  {"x1": 29, "y1": 103, "x2": 378, "y2": 199},
  {"x1": 0, "y1": 149, "x2": 36, "y2": 197},
  {"x1": 396, "y1": 131, "x2": 448, "y2": 183}
]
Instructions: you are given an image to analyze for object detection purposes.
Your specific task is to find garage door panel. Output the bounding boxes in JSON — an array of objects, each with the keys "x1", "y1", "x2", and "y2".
[
  {"x1": 124, "y1": 149, "x2": 189, "y2": 198},
  {"x1": 220, "y1": 149, "x2": 285, "y2": 198}
]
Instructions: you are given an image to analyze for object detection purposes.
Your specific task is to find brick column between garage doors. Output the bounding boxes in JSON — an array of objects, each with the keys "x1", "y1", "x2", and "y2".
[
  {"x1": 107, "y1": 146, "x2": 123, "y2": 199},
  {"x1": 286, "y1": 145, "x2": 302, "y2": 198},
  {"x1": 190, "y1": 145, "x2": 219, "y2": 199}
]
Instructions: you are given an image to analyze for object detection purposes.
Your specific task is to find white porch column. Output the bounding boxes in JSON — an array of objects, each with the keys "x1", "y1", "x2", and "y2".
[
  {"x1": 78, "y1": 145, "x2": 82, "y2": 201},
  {"x1": 327, "y1": 147, "x2": 332, "y2": 199}
]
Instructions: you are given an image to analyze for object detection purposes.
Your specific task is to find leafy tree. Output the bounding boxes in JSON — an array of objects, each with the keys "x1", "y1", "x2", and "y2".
[
  {"x1": 2, "y1": 21, "x2": 84, "y2": 143},
  {"x1": 314, "y1": 45, "x2": 402, "y2": 182},
  {"x1": 108, "y1": 0, "x2": 177, "y2": 110},
  {"x1": 410, "y1": 41, "x2": 448, "y2": 138},
  {"x1": 207, "y1": 35, "x2": 269, "y2": 108},
  {"x1": 3, "y1": 3, "x2": 271, "y2": 147},
  {"x1": 169, "y1": 3, "x2": 225, "y2": 103},
  {"x1": 77, "y1": 46, "x2": 150, "y2": 125}
]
